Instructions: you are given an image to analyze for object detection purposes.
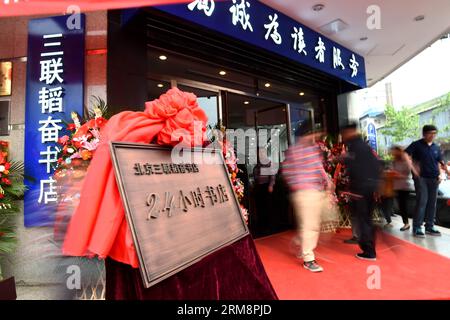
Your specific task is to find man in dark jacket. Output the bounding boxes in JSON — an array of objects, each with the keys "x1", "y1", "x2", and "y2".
[{"x1": 341, "y1": 123, "x2": 382, "y2": 261}]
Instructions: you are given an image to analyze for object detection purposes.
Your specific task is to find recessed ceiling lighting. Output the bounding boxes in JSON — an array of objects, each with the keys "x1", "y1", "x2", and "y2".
[
  {"x1": 264, "y1": 83, "x2": 271, "y2": 88},
  {"x1": 312, "y1": 4, "x2": 325, "y2": 11},
  {"x1": 244, "y1": 101, "x2": 250, "y2": 105},
  {"x1": 360, "y1": 36, "x2": 368, "y2": 41},
  {"x1": 414, "y1": 15, "x2": 425, "y2": 22},
  {"x1": 299, "y1": 92, "x2": 305, "y2": 96},
  {"x1": 219, "y1": 70, "x2": 227, "y2": 76},
  {"x1": 319, "y1": 19, "x2": 348, "y2": 35},
  {"x1": 159, "y1": 55, "x2": 168, "y2": 61},
  {"x1": 157, "y1": 84, "x2": 164, "y2": 88}
]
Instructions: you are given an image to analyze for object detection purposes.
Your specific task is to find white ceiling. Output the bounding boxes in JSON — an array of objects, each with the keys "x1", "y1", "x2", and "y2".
[{"x1": 261, "y1": 0, "x2": 450, "y2": 87}]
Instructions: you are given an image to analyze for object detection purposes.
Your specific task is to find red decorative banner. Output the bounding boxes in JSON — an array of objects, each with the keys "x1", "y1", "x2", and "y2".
[{"x1": 0, "y1": 0, "x2": 190, "y2": 17}]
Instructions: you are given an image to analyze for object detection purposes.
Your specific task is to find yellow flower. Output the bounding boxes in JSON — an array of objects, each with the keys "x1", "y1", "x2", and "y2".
[{"x1": 81, "y1": 149, "x2": 92, "y2": 160}]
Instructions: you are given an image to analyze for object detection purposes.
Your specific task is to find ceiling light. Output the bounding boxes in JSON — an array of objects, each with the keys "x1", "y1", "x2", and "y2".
[
  {"x1": 414, "y1": 15, "x2": 425, "y2": 22},
  {"x1": 299, "y1": 92, "x2": 305, "y2": 96},
  {"x1": 312, "y1": 4, "x2": 325, "y2": 11},
  {"x1": 244, "y1": 101, "x2": 250, "y2": 105},
  {"x1": 157, "y1": 84, "x2": 164, "y2": 88},
  {"x1": 264, "y1": 83, "x2": 271, "y2": 88},
  {"x1": 219, "y1": 70, "x2": 227, "y2": 76},
  {"x1": 319, "y1": 19, "x2": 349, "y2": 35},
  {"x1": 159, "y1": 55, "x2": 168, "y2": 61}
]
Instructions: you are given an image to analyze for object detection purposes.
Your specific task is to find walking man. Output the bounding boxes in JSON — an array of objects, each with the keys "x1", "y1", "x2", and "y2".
[
  {"x1": 282, "y1": 120, "x2": 333, "y2": 272},
  {"x1": 340, "y1": 123, "x2": 382, "y2": 261}
]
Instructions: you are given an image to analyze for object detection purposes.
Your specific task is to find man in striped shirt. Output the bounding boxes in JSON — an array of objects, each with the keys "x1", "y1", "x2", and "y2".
[{"x1": 282, "y1": 121, "x2": 333, "y2": 273}]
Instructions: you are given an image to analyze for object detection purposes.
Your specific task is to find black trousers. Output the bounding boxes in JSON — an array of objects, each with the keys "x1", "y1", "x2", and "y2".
[
  {"x1": 396, "y1": 190, "x2": 410, "y2": 225},
  {"x1": 381, "y1": 197, "x2": 393, "y2": 223},
  {"x1": 350, "y1": 188, "x2": 377, "y2": 256}
]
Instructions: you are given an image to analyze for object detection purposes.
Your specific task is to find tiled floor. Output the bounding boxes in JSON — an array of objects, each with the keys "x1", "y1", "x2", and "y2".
[{"x1": 380, "y1": 215, "x2": 450, "y2": 258}]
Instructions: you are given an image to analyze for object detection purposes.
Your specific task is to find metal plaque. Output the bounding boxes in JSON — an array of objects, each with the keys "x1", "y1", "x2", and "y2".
[{"x1": 110, "y1": 142, "x2": 249, "y2": 288}]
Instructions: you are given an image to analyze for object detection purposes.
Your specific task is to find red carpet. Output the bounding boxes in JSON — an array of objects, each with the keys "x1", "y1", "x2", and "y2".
[{"x1": 255, "y1": 229, "x2": 450, "y2": 300}]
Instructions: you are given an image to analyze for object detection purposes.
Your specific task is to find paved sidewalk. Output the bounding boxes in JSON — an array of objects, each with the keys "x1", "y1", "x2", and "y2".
[{"x1": 380, "y1": 215, "x2": 450, "y2": 258}]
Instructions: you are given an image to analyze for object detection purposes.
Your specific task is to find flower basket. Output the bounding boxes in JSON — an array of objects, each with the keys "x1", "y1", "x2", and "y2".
[
  {"x1": 52, "y1": 99, "x2": 109, "y2": 244},
  {"x1": 338, "y1": 207, "x2": 352, "y2": 228}
]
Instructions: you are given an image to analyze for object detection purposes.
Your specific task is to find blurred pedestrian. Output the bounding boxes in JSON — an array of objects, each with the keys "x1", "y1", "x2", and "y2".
[
  {"x1": 380, "y1": 162, "x2": 396, "y2": 228},
  {"x1": 340, "y1": 123, "x2": 382, "y2": 261},
  {"x1": 405, "y1": 125, "x2": 450, "y2": 237},
  {"x1": 281, "y1": 120, "x2": 333, "y2": 272},
  {"x1": 390, "y1": 146, "x2": 415, "y2": 231}
]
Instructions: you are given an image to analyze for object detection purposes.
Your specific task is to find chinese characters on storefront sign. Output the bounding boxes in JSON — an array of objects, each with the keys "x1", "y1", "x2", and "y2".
[
  {"x1": 159, "y1": 0, "x2": 366, "y2": 87},
  {"x1": 24, "y1": 15, "x2": 85, "y2": 227},
  {"x1": 37, "y1": 33, "x2": 64, "y2": 205}
]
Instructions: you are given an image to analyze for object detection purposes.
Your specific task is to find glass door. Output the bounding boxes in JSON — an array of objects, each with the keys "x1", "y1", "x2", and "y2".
[
  {"x1": 225, "y1": 92, "x2": 292, "y2": 237},
  {"x1": 253, "y1": 104, "x2": 292, "y2": 237}
]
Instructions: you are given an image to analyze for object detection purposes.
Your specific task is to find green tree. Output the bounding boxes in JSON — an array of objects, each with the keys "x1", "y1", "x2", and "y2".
[
  {"x1": 431, "y1": 92, "x2": 450, "y2": 143},
  {"x1": 380, "y1": 105, "x2": 420, "y2": 143}
]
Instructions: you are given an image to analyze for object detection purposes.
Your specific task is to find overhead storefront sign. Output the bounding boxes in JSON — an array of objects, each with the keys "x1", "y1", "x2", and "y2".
[
  {"x1": 110, "y1": 142, "x2": 249, "y2": 288},
  {"x1": 24, "y1": 15, "x2": 85, "y2": 227},
  {"x1": 0, "y1": 0, "x2": 190, "y2": 17},
  {"x1": 156, "y1": 0, "x2": 367, "y2": 88}
]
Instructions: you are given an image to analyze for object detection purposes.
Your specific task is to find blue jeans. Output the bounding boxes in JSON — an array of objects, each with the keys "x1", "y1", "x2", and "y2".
[{"x1": 413, "y1": 177, "x2": 439, "y2": 230}]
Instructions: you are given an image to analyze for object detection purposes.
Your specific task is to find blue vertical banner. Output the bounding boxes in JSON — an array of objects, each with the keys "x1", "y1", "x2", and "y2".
[
  {"x1": 24, "y1": 15, "x2": 85, "y2": 227},
  {"x1": 367, "y1": 122, "x2": 378, "y2": 152}
]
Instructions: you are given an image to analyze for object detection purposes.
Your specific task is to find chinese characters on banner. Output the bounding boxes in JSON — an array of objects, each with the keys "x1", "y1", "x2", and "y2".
[
  {"x1": 160, "y1": 0, "x2": 366, "y2": 87},
  {"x1": 24, "y1": 15, "x2": 85, "y2": 227}
]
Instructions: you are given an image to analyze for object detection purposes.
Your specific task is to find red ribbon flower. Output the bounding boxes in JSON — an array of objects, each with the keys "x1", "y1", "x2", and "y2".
[{"x1": 145, "y1": 87, "x2": 208, "y2": 147}]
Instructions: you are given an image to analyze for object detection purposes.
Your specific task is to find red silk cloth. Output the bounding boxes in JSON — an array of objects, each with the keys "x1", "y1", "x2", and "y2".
[
  {"x1": 0, "y1": 1, "x2": 190, "y2": 17},
  {"x1": 62, "y1": 88, "x2": 208, "y2": 267}
]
